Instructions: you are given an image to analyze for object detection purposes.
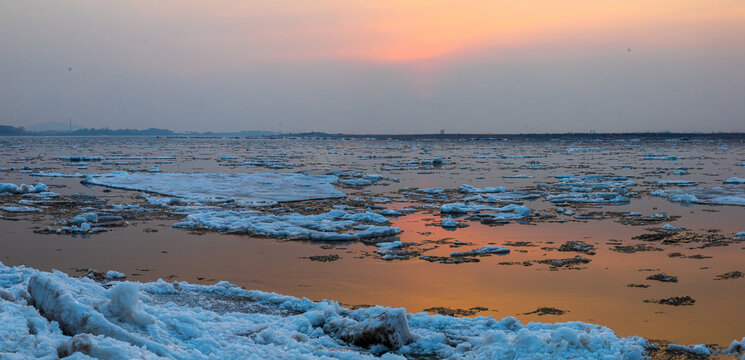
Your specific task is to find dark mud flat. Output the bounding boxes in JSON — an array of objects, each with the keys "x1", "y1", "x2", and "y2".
[
  {"x1": 522, "y1": 307, "x2": 567, "y2": 316},
  {"x1": 424, "y1": 306, "x2": 490, "y2": 316},
  {"x1": 645, "y1": 296, "x2": 696, "y2": 306}
]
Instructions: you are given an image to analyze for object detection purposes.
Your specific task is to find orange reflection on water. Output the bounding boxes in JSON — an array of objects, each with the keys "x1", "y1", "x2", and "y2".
[{"x1": 3, "y1": 212, "x2": 744, "y2": 345}]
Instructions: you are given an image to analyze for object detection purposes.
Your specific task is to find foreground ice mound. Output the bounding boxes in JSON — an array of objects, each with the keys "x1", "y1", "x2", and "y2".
[
  {"x1": 174, "y1": 209, "x2": 401, "y2": 240},
  {"x1": 0, "y1": 262, "x2": 654, "y2": 359},
  {"x1": 83, "y1": 172, "x2": 345, "y2": 206},
  {"x1": 651, "y1": 186, "x2": 745, "y2": 206}
]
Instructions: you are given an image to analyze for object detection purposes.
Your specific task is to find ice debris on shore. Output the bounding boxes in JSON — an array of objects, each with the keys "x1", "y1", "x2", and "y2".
[
  {"x1": 665, "y1": 343, "x2": 711, "y2": 357},
  {"x1": 0, "y1": 262, "x2": 656, "y2": 359}
]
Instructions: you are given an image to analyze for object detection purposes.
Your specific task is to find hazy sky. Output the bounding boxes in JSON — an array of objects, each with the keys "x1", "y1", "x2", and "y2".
[{"x1": 2, "y1": 1, "x2": 744, "y2": 133}]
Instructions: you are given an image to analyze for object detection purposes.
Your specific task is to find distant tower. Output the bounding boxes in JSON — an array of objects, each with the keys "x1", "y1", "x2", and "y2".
[
  {"x1": 69, "y1": 118, "x2": 72, "y2": 132},
  {"x1": 440, "y1": 129, "x2": 445, "y2": 135}
]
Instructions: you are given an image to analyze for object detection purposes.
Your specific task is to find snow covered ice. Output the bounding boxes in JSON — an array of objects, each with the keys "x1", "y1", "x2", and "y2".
[
  {"x1": 173, "y1": 209, "x2": 401, "y2": 241},
  {"x1": 0, "y1": 262, "x2": 656, "y2": 359}
]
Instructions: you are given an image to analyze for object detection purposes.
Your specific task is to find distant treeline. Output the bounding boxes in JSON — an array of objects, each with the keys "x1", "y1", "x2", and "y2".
[
  {"x1": 68, "y1": 127, "x2": 175, "y2": 136},
  {"x1": 0, "y1": 125, "x2": 174, "y2": 136},
  {"x1": 272, "y1": 131, "x2": 745, "y2": 141},
  {"x1": 3, "y1": 125, "x2": 744, "y2": 140},
  {"x1": 0, "y1": 125, "x2": 276, "y2": 137}
]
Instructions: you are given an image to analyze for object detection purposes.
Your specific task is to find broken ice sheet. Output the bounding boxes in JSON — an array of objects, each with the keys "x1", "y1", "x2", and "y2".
[
  {"x1": 83, "y1": 172, "x2": 346, "y2": 206},
  {"x1": 173, "y1": 209, "x2": 401, "y2": 241},
  {"x1": 651, "y1": 186, "x2": 745, "y2": 206}
]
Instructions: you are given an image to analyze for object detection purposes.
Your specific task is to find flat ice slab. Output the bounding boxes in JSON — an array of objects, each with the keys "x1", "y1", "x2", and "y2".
[
  {"x1": 83, "y1": 172, "x2": 345, "y2": 206},
  {"x1": 174, "y1": 209, "x2": 400, "y2": 241},
  {"x1": 651, "y1": 186, "x2": 745, "y2": 206}
]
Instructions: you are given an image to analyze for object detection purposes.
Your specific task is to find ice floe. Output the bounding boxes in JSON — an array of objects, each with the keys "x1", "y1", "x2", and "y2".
[
  {"x1": 441, "y1": 216, "x2": 457, "y2": 228},
  {"x1": 451, "y1": 245, "x2": 510, "y2": 257},
  {"x1": 32, "y1": 171, "x2": 90, "y2": 178},
  {"x1": 173, "y1": 209, "x2": 401, "y2": 241},
  {"x1": 647, "y1": 180, "x2": 697, "y2": 187},
  {"x1": 1, "y1": 206, "x2": 42, "y2": 213},
  {"x1": 547, "y1": 192, "x2": 631, "y2": 204},
  {"x1": 651, "y1": 186, "x2": 745, "y2": 206},
  {"x1": 83, "y1": 172, "x2": 345, "y2": 206},
  {"x1": 440, "y1": 203, "x2": 531, "y2": 216},
  {"x1": 418, "y1": 187, "x2": 445, "y2": 194},
  {"x1": 458, "y1": 184, "x2": 508, "y2": 193}
]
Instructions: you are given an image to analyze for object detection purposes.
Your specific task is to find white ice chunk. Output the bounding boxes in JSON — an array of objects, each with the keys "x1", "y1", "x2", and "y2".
[
  {"x1": 648, "y1": 180, "x2": 697, "y2": 187},
  {"x1": 105, "y1": 270, "x2": 127, "y2": 280},
  {"x1": 724, "y1": 177, "x2": 745, "y2": 184},
  {"x1": 441, "y1": 216, "x2": 457, "y2": 228},
  {"x1": 458, "y1": 184, "x2": 508, "y2": 193},
  {"x1": 1, "y1": 206, "x2": 42, "y2": 213},
  {"x1": 418, "y1": 187, "x2": 445, "y2": 194},
  {"x1": 660, "y1": 224, "x2": 684, "y2": 231}
]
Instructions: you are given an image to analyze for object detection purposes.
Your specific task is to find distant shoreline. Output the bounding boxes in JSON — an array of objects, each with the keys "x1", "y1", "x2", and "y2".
[
  {"x1": 268, "y1": 132, "x2": 745, "y2": 141},
  {"x1": 2, "y1": 125, "x2": 745, "y2": 140}
]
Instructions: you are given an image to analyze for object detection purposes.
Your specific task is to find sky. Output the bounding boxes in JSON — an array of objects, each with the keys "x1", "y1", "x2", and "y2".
[{"x1": 1, "y1": 1, "x2": 744, "y2": 133}]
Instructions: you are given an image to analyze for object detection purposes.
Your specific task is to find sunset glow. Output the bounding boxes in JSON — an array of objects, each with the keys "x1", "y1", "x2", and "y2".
[
  {"x1": 127, "y1": 0, "x2": 745, "y2": 64},
  {"x1": 2, "y1": 0, "x2": 744, "y2": 132}
]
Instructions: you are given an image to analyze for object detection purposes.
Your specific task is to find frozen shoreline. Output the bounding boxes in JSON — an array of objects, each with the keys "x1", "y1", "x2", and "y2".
[{"x1": 0, "y1": 262, "x2": 679, "y2": 359}]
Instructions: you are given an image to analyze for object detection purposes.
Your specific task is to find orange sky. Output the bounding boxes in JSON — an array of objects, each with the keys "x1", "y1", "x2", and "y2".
[
  {"x1": 3, "y1": 0, "x2": 744, "y2": 132},
  {"x1": 131, "y1": 0, "x2": 745, "y2": 64}
]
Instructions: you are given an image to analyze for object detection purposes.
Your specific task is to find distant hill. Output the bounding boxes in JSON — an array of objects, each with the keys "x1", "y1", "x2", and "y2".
[
  {"x1": 0, "y1": 125, "x2": 27, "y2": 135},
  {"x1": 186, "y1": 130, "x2": 279, "y2": 137},
  {"x1": 27, "y1": 121, "x2": 81, "y2": 132}
]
